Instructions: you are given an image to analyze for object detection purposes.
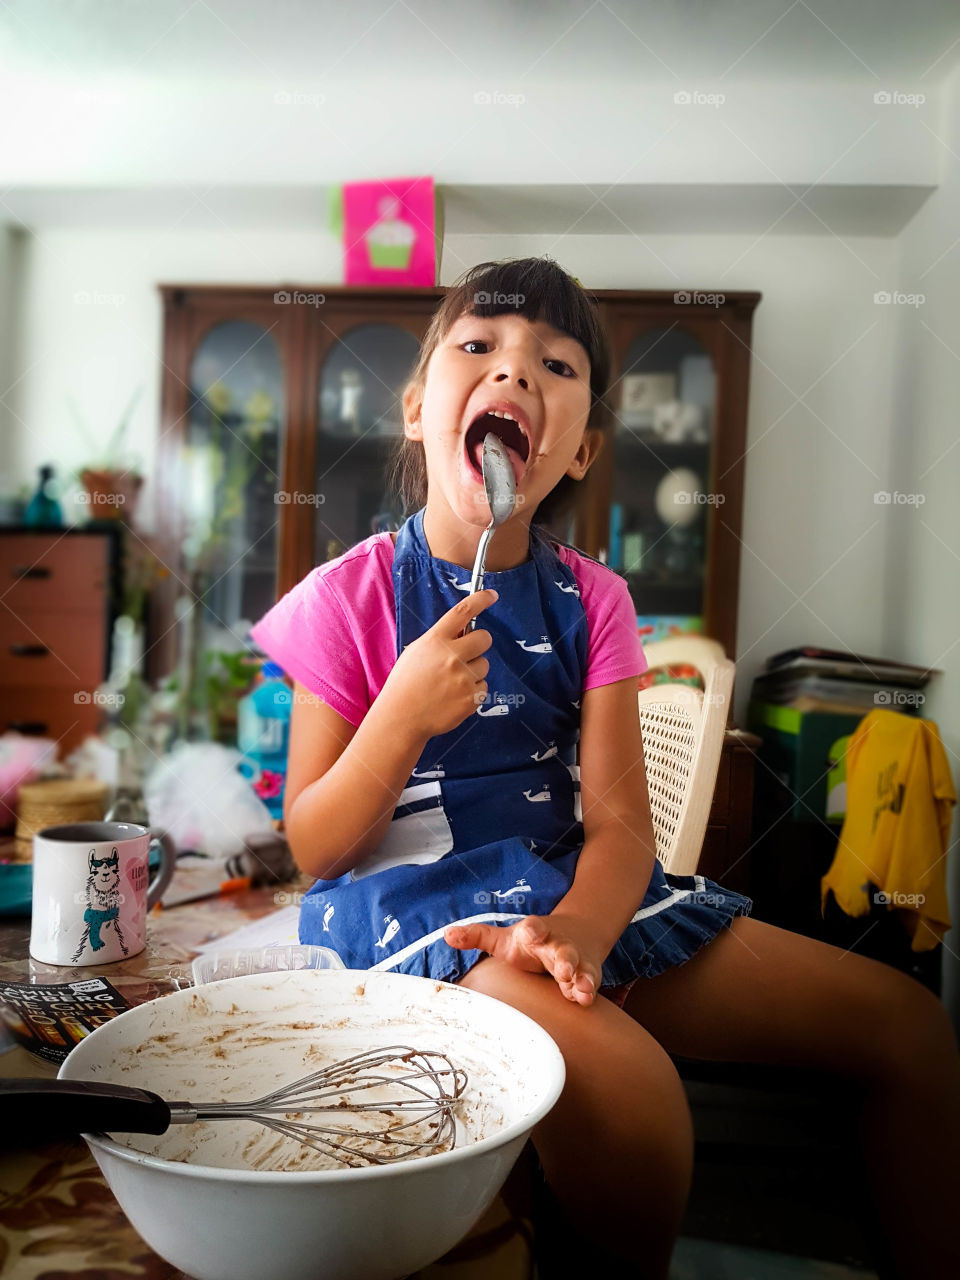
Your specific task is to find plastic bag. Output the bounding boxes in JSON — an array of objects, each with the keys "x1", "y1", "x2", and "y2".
[{"x1": 144, "y1": 742, "x2": 275, "y2": 858}]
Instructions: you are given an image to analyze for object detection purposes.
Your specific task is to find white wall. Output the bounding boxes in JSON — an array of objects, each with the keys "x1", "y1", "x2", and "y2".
[
  {"x1": 5, "y1": 222, "x2": 900, "y2": 724},
  {"x1": 2, "y1": 225, "x2": 344, "y2": 519},
  {"x1": 887, "y1": 62, "x2": 960, "y2": 1023}
]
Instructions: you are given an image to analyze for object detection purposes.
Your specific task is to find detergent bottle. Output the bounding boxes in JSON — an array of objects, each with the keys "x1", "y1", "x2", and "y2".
[{"x1": 237, "y1": 662, "x2": 292, "y2": 821}]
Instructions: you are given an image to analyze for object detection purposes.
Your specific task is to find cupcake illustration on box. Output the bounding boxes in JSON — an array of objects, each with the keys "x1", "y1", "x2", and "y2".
[{"x1": 365, "y1": 196, "x2": 416, "y2": 270}]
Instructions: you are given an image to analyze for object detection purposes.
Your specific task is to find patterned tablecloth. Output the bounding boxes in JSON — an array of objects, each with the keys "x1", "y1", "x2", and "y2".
[{"x1": 0, "y1": 879, "x2": 535, "y2": 1279}]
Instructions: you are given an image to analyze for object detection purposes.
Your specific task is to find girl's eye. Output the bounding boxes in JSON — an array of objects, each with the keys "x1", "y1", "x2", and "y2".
[{"x1": 459, "y1": 341, "x2": 576, "y2": 377}]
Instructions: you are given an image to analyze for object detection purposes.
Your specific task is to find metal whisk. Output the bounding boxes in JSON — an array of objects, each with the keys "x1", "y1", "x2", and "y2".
[{"x1": 1, "y1": 1045, "x2": 469, "y2": 1168}]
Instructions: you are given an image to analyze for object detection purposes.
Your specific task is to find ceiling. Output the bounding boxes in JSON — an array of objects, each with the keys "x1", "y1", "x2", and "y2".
[{"x1": 2, "y1": 0, "x2": 959, "y2": 87}]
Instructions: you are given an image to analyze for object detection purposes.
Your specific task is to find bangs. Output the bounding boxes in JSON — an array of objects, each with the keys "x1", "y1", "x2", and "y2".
[{"x1": 432, "y1": 257, "x2": 609, "y2": 401}]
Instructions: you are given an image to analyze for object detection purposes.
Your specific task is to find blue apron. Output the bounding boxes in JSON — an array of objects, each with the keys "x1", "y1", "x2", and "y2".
[{"x1": 299, "y1": 506, "x2": 752, "y2": 986}]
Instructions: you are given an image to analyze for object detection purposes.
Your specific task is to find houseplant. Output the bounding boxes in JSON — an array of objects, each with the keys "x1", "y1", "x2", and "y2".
[{"x1": 70, "y1": 386, "x2": 145, "y2": 521}]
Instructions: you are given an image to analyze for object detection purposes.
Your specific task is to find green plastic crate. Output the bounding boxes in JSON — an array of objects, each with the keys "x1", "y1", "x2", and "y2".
[{"x1": 747, "y1": 701, "x2": 866, "y2": 824}]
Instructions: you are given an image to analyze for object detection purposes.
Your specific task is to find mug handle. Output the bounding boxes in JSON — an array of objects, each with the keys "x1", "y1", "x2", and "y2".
[{"x1": 146, "y1": 830, "x2": 177, "y2": 909}]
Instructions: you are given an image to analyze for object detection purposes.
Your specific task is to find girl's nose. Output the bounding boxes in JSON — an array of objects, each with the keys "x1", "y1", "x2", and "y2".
[{"x1": 494, "y1": 372, "x2": 529, "y2": 390}]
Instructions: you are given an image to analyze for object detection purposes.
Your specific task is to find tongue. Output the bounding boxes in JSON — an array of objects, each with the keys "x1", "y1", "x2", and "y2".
[
  {"x1": 469, "y1": 435, "x2": 526, "y2": 487},
  {"x1": 501, "y1": 441, "x2": 526, "y2": 487}
]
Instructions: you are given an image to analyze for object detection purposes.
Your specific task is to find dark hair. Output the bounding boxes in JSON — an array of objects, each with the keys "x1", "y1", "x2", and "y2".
[{"x1": 387, "y1": 257, "x2": 612, "y2": 529}]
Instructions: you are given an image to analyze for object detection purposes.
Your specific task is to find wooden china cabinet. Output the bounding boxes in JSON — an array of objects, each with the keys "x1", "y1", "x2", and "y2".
[{"x1": 153, "y1": 285, "x2": 761, "y2": 678}]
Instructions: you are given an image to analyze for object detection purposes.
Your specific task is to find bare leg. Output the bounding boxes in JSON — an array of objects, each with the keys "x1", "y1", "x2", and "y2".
[
  {"x1": 457, "y1": 955, "x2": 694, "y2": 1279},
  {"x1": 622, "y1": 916, "x2": 960, "y2": 1279}
]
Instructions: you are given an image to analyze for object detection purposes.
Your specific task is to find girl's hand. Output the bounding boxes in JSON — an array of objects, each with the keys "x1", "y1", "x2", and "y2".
[
  {"x1": 443, "y1": 914, "x2": 604, "y2": 1007},
  {"x1": 380, "y1": 589, "x2": 499, "y2": 740}
]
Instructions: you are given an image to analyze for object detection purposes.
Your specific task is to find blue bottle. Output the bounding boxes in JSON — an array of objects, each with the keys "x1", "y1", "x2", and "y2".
[
  {"x1": 24, "y1": 465, "x2": 63, "y2": 527},
  {"x1": 237, "y1": 661, "x2": 292, "y2": 821}
]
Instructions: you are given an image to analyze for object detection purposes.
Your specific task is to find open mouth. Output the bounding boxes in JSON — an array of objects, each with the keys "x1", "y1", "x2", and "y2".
[{"x1": 463, "y1": 411, "x2": 531, "y2": 484}]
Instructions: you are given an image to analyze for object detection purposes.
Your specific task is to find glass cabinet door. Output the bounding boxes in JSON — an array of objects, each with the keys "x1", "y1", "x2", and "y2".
[
  {"x1": 610, "y1": 326, "x2": 716, "y2": 639},
  {"x1": 183, "y1": 320, "x2": 283, "y2": 636},
  {"x1": 315, "y1": 323, "x2": 420, "y2": 561}
]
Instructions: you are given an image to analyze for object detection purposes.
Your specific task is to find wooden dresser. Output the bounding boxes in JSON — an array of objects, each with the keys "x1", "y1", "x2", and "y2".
[{"x1": 0, "y1": 528, "x2": 121, "y2": 756}]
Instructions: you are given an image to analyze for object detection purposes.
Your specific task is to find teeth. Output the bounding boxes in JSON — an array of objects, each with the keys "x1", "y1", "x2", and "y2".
[{"x1": 488, "y1": 410, "x2": 516, "y2": 422}]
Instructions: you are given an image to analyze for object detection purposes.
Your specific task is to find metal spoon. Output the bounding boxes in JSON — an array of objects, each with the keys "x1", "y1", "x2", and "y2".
[{"x1": 467, "y1": 431, "x2": 518, "y2": 632}]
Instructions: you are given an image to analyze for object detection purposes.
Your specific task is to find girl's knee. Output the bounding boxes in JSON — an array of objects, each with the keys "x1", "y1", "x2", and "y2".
[{"x1": 848, "y1": 962, "x2": 958, "y2": 1084}]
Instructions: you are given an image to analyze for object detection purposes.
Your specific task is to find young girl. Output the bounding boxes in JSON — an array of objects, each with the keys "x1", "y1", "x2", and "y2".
[{"x1": 251, "y1": 258, "x2": 960, "y2": 1279}]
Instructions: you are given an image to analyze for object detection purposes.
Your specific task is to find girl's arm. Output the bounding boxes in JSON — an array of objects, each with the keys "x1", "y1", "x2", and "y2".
[
  {"x1": 551, "y1": 675, "x2": 658, "y2": 956},
  {"x1": 284, "y1": 589, "x2": 497, "y2": 879},
  {"x1": 284, "y1": 683, "x2": 428, "y2": 880}
]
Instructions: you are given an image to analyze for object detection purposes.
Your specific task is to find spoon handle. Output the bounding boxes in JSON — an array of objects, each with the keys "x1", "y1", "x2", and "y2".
[{"x1": 466, "y1": 524, "x2": 495, "y2": 632}]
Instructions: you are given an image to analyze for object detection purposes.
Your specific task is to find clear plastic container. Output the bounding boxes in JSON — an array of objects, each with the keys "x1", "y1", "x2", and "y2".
[{"x1": 191, "y1": 945, "x2": 346, "y2": 986}]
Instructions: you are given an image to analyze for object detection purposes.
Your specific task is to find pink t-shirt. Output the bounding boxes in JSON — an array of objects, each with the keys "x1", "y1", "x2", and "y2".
[{"x1": 250, "y1": 531, "x2": 647, "y2": 728}]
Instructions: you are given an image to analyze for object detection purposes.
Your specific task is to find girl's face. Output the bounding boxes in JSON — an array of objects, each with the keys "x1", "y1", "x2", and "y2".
[{"x1": 404, "y1": 310, "x2": 601, "y2": 530}]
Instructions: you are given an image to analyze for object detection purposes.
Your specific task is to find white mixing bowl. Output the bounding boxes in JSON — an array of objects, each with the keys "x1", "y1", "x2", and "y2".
[{"x1": 57, "y1": 968, "x2": 565, "y2": 1280}]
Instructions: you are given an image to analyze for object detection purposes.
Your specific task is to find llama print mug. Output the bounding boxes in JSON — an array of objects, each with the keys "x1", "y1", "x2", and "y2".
[{"x1": 30, "y1": 822, "x2": 176, "y2": 967}]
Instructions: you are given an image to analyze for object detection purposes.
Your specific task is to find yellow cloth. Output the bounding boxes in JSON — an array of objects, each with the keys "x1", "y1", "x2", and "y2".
[{"x1": 820, "y1": 709, "x2": 955, "y2": 951}]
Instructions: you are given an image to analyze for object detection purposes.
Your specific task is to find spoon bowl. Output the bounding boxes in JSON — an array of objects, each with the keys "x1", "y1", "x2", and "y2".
[{"x1": 467, "y1": 433, "x2": 518, "y2": 631}]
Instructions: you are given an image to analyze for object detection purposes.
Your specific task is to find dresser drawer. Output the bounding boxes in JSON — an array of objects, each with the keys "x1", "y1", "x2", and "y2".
[
  {"x1": 0, "y1": 610, "x2": 107, "y2": 688},
  {"x1": 0, "y1": 685, "x2": 101, "y2": 756},
  {"x1": 0, "y1": 534, "x2": 109, "y2": 616}
]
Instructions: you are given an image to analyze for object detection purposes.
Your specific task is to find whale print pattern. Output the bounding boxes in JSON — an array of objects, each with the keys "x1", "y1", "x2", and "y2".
[
  {"x1": 516, "y1": 637, "x2": 553, "y2": 653},
  {"x1": 286, "y1": 509, "x2": 750, "y2": 988},
  {"x1": 494, "y1": 877, "x2": 531, "y2": 899},
  {"x1": 375, "y1": 915, "x2": 400, "y2": 948},
  {"x1": 295, "y1": 507, "x2": 746, "y2": 986},
  {"x1": 523, "y1": 786, "x2": 551, "y2": 803}
]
